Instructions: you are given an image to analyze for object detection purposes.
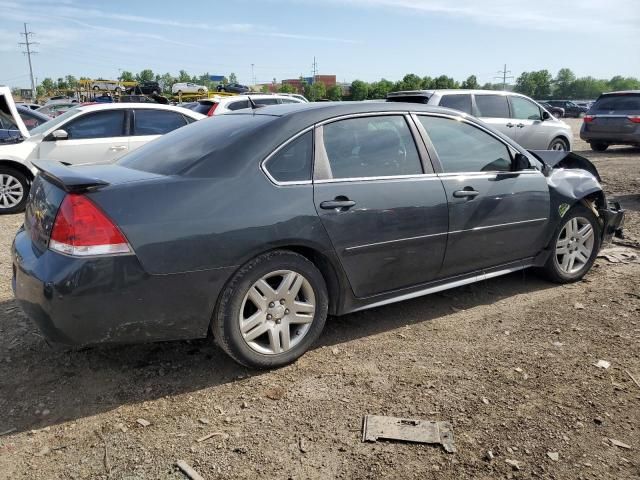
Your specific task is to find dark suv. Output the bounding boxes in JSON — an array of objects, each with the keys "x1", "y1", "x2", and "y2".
[
  {"x1": 126, "y1": 81, "x2": 161, "y2": 95},
  {"x1": 546, "y1": 100, "x2": 589, "y2": 118},
  {"x1": 580, "y1": 91, "x2": 640, "y2": 151}
]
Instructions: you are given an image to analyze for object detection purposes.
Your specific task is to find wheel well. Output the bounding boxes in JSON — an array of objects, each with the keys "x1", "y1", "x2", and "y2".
[
  {"x1": 552, "y1": 135, "x2": 570, "y2": 147},
  {"x1": 0, "y1": 160, "x2": 35, "y2": 184}
]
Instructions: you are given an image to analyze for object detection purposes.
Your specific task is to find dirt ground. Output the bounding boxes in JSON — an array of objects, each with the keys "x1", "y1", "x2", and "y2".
[{"x1": 0, "y1": 119, "x2": 638, "y2": 479}]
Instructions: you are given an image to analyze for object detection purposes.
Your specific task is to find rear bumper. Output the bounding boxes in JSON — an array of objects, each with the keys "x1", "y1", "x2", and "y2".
[
  {"x1": 580, "y1": 129, "x2": 640, "y2": 145},
  {"x1": 12, "y1": 227, "x2": 235, "y2": 345},
  {"x1": 600, "y1": 201, "x2": 625, "y2": 244}
]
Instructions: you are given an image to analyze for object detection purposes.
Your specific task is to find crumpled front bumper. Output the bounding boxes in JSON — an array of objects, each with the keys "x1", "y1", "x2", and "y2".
[{"x1": 600, "y1": 200, "x2": 625, "y2": 244}]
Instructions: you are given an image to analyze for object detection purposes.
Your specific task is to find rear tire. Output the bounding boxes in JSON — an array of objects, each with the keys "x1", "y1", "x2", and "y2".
[
  {"x1": 539, "y1": 205, "x2": 600, "y2": 283},
  {"x1": 548, "y1": 137, "x2": 569, "y2": 151},
  {"x1": 590, "y1": 142, "x2": 609, "y2": 152},
  {"x1": 212, "y1": 250, "x2": 329, "y2": 369},
  {"x1": 0, "y1": 166, "x2": 30, "y2": 214}
]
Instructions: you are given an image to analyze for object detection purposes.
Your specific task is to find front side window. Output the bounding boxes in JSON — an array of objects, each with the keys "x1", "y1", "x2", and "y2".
[
  {"x1": 133, "y1": 109, "x2": 187, "y2": 136},
  {"x1": 419, "y1": 116, "x2": 512, "y2": 173},
  {"x1": 511, "y1": 97, "x2": 542, "y2": 120},
  {"x1": 439, "y1": 94, "x2": 472, "y2": 115},
  {"x1": 474, "y1": 94, "x2": 510, "y2": 118},
  {"x1": 322, "y1": 115, "x2": 422, "y2": 179},
  {"x1": 64, "y1": 110, "x2": 125, "y2": 139},
  {"x1": 264, "y1": 131, "x2": 313, "y2": 182}
]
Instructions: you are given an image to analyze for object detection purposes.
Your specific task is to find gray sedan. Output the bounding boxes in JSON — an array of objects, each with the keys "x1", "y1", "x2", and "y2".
[{"x1": 13, "y1": 102, "x2": 624, "y2": 368}]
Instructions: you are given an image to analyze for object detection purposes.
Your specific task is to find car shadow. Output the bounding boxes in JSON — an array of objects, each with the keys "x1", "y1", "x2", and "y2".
[
  {"x1": 0, "y1": 269, "x2": 554, "y2": 434},
  {"x1": 574, "y1": 146, "x2": 640, "y2": 157}
]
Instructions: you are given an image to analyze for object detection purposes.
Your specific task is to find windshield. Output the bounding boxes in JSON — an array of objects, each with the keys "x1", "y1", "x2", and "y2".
[
  {"x1": 30, "y1": 108, "x2": 81, "y2": 136},
  {"x1": 593, "y1": 94, "x2": 640, "y2": 113}
]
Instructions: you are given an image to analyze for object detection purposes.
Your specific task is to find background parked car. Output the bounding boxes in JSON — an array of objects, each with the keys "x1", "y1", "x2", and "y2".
[
  {"x1": 0, "y1": 86, "x2": 205, "y2": 213},
  {"x1": 183, "y1": 94, "x2": 306, "y2": 116},
  {"x1": 580, "y1": 90, "x2": 640, "y2": 151},
  {"x1": 0, "y1": 106, "x2": 50, "y2": 142},
  {"x1": 11, "y1": 102, "x2": 623, "y2": 368},
  {"x1": 15, "y1": 102, "x2": 40, "y2": 111},
  {"x1": 126, "y1": 81, "x2": 161, "y2": 95},
  {"x1": 36, "y1": 103, "x2": 77, "y2": 117},
  {"x1": 172, "y1": 82, "x2": 208, "y2": 95},
  {"x1": 216, "y1": 82, "x2": 250, "y2": 93},
  {"x1": 387, "y1": 89, "x2": 573, "y2": 151},
  {"x1": 91, "y1": 80, "x2": 124, "y2": 93},
  {"x1": 545, "y1": 100, "x2": 589, "y2": 118},
  {"x1": 539, "y1": 101, "x2": 565, "y2": 118}
]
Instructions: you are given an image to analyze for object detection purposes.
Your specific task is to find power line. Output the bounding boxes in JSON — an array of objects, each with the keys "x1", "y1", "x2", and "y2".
[
  {"x1": 19, "y1": 23, "x2": 38, "y2": 100},
  {"x1": 494, "y1": 64, "x2": 514, "y2": 90}
]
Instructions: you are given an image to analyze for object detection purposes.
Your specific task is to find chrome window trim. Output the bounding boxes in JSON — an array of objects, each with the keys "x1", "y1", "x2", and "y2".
[
  {"x1": 316, "y1": 110, "x2": 411, "y2": 126},
  {"x1": 353, "y1": 264, "x2": 531, "y2": 312},
  {"x1": 260, "y1": 125, "x2": 314, "y2": 186},
  {"x1": 437, "y1": 170, "x2": 542, "y2": 179},
  {"x1": 314, "y1": 174, "x2": 442, "y2": 184}
]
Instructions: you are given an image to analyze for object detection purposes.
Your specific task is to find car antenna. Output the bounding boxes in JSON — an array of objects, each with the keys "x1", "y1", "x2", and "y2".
[{"x1": 247, "y1": 96, "x2": 263, "y2": 112}]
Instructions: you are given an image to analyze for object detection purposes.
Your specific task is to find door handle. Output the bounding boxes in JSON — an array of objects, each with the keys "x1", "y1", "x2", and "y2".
[
  {"x1": 506, "y1": 122, "x2": 515, "y2": 128},
  {"x1": 453, "y1": 189, "x2": 480, "y2": 198},
  {"x1": 516, "y1": 123, "x2": 525, "y2": 128},
  {"x1": 320, "y1": 199, "x2": 356, "y2": 210},
  {"x1": 109, "y1": 145, "x2": 128, "y2": 151}
]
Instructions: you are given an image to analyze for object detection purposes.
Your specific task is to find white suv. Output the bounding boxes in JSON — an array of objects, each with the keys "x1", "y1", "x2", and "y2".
[
  {"x1": 387, "y1": 89, "x2": 573, "y2": 151},
  {"x1": 172, "y1": 82, "x2": 208, "y2": 95},
  {"x1": 184, "y1": 94, "x2": 306, "y2": 116}
]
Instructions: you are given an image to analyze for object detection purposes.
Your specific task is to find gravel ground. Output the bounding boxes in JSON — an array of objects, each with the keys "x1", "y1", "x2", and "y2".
[{"x1": 0, "y1": 119, "x2": 638, "y2": 479}]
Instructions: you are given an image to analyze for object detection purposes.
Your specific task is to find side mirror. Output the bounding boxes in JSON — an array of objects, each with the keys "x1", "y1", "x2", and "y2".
[
  {"x1": 513, "y1": 153, "x2": 530, "y2": 171},
  {"x1": 542, "y1": 111, "x2": 551, "y2": 121},
  {"x1": 51, "y1": 129, "x2": 68, "y2": 140}
]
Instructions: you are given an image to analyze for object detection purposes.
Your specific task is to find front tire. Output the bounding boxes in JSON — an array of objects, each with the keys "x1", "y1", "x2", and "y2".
[
  {"x1": 548, "y1": 137, "x2": 569, "y2": 151},
  {"x1": 0, "y1": 167, "x2": 29, "y2": 214},
  {"x1": 540, "y1": 205, "x2": 601, "y2": 283},
  {"x1": 590, "y1": 142, "x2": 609, "y2": 152},
  {"x1": 213, "y1": 250, "x2": 329, "y2": 368}
]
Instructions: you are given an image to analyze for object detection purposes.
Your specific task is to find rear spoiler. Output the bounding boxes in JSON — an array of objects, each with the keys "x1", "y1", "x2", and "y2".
[
  {"x1": 32, "y1": 160, "x2": 110, "y2": 193},
  {"x1": 528, "y1": 150, "x2": 601, "y2": 182}
]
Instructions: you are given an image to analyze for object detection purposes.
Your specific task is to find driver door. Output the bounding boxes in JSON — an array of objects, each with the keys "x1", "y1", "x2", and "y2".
[{"x1": 38, "y1": 109, "x2": 129, "y2": 164}]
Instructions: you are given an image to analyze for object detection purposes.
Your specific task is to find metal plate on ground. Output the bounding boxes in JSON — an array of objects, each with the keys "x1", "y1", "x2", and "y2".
[{"x1": 361, "y1": 415, "x2": 456, "y2": 453}]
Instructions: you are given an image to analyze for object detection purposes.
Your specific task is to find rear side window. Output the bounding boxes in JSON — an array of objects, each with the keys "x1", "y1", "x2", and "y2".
[
  {"x1": 510, "y1": 97, "x2": 542, "y2": 120},
  {"x1": 322, "y1": 115, "x2": 422, "y2": 179},
  {"x1": 594, "y1": 95, "x2": 640, "y2": 112},
  {"x1": 280, "y1": 98, "x2": 299, "y2": 104},
  {"x1": 227, "y1": 100, "x2": 249, "y2": 111},
  {"x1": 134, "y1": 110, "x2": 187, "y2": 136},
  {"x1": 192, "y1": 102, "x2": 214, "y2": 115},
  {"x1": 64, "y1": 110, "x2": 125, "y2": 139},
  {"x1": 264, "y1": 131, "x2": 313, "y2": 182},
  {"x1": 439, "y1": 94, "x2": 472, "y2": 114},
  {"x1": 254, "y1": 98, "x2": 279, "y2": 106},
  {"x1": 419, "y1": 116, "x2": 512, "y2": 173},
  {"x1": 474, "y1": 95, "x2": 510, "y2": 118}
]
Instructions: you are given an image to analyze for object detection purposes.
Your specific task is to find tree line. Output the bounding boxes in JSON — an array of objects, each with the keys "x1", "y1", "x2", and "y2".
[{"x1": 32, "y1": 68, "x2": 639, "y2": 101}]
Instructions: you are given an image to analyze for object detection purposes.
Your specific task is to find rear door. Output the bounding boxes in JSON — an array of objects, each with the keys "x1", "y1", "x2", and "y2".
[
  {"x1": 37, "y1": 109, "x2": 128, "y2": 164},
  {"x1": 416, "y1": 114, "x2": 550, "y2": 277},
  {"x1": 128, "y1": 109, "x2": 189, "y2": 153},
  {"x1": 509, "y1": 95, "x2": 552, "y2": 149},
  {"x1": 473, "y1": 94, "x2": 515, "y2": 140},
  {"x1": 313, "y1": 113, "x2": 449, "y2": 298}
]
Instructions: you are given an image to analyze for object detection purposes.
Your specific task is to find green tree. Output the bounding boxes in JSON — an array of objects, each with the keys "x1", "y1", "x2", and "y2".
[
  {"x1": 260, "y1": 85, "x2": 270, "y2": 93},
  {"x1": 228, "y1": 72, "x2": 238, "y2": 84},
  {"x1": 177, "y1": 70, "x2": 191, "y2": 82},
  {"x1": 421, "y1": 76, "x2": 434, "y2": 89},
  {"x1": 350, "y1": 80, "x2": 369, "y2": 100},
  {"x1": 136, "y1": 69, "x2": 155, "y2": 82},
  {"x1": 56, "y1": 77, "x2": 68, "y2": 90},
  {"x1": 65, "y1": 75, "x2": 78, "y2": 89},
  {"x1": 433, "y1": 75, "x2": 458, "y2": 89},
  {"x1": 514, "y1": 70, "x2": 552, "y2": 98},
  {"x1": 159, "y1": 72, "x2": 176, "y2": 94},
  {"x1": 608, "y1": 75, "x2": 640, "y2": 91},
  {"x1": 369, "y1": 79, "x2": 394, "y2": 99},
  {"x1": 553, "y1": 68, "x2": 576, "y2": 98},
  {"x1": 326, "y1": 84, "x2": 342, "y2": 101},
  {"x1": 571, "y1": 76, "x2": 608, "y2": 99},
  {"x1": 395, "y1": 73, "x2": 423, "y2": 91},
  {"x1": 119, "y1": 71, "x2": 134, "y2": 82},
  {"x1": 305, "y1": 81, "x2": 326, "y2": 101},
  {"x1": 278, "y1": 83, "x2": 297, "y2": 94},
  {"x1": 461, "y1": 75, "x2": 479, "y2": 89}
]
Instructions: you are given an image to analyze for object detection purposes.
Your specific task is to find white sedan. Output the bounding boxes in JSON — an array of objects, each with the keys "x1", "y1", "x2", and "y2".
[
  {"x1": 0, "y1": 86, "x2": 205, "y2": 213},
  {"x1": 171, "y1": 82, "x2": 208, "y2": 95}
]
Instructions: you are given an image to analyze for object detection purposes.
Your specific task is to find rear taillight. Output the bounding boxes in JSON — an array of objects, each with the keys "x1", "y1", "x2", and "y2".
[
  {"x1": 49, "y1": 194, "x2": 131, "y2": 256},
  {"x1": 628, "y1": 115, "x2": 640, "y2": 123},
  {"x1": 207, "y1": 103, "x2": 219, "y2": 116},
  {"x1": 583, "y1": 115, "x2": 596, "y2": 123}
]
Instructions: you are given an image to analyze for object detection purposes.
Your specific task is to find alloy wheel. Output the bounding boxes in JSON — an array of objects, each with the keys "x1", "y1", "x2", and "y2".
[
  {"x1": 550, "y1": 140, "x2": 567, "y2": 151},
  {"x1": 555, "y1": 216, "x2": 595, "y2": 274},
  {"x1": 239, "y1": 270, "x2": 316, "y2": 355},
  {"x1": 0, "y1": 174, "x2": 24, "y2": 209}
]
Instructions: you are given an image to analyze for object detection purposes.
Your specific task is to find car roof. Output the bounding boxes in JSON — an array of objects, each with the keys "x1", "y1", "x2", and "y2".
[
  {"x1": 599, "y1": 90, "x2": 640, "y2": 96},
  {"x1": 73, "y1": 102, "x2": 205, "y2": 118},
  {"x1": 201, "y1": 94, "x2": 302, "y2": 104},
  {"x1": 387, "y1": 89, "x2": 531, "y2": 97}
]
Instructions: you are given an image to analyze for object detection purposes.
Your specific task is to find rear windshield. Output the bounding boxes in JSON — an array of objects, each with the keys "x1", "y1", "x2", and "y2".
[
  {"x1": 593, "y1": 94, "x2": 640, "y2": 112},
  {"x1": 117, "y1": 114, "x2": 274, "y2": 176},
  {"x1": 192, "y1": 102, "x2": 214, "y2": 115}
]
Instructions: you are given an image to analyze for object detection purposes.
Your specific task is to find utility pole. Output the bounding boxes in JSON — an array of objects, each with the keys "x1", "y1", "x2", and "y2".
[
  {"x1": 311, "y1": 57, "x2": 318, "y2": 84},
  {"x1": 494, "y1": 64, "x2": 514, "y2": 90},
  {"x1": 251, "y1": 63, "x2": 255, "y2": 87},
  {"x1": 19, "y1": 23, "x2": 38, "y2": 100}
]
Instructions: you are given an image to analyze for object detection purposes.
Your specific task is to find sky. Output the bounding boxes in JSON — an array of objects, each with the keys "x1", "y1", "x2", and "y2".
[{"x1": 1, "y1": 0, "x2": 639, "y2": 88}]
